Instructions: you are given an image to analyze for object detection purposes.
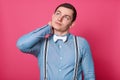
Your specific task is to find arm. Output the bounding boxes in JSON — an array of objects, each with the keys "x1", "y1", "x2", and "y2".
[
  {"x1": 16, "y1": 24, "x2": 52, "y2": 56},
  {"x1": 81, "y1": 40, "x2": 95, "y2": 80}
]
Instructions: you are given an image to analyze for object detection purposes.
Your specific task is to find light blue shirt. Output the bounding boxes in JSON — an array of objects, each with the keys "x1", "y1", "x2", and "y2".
[{"x1": 16, "y1": 25, "x2": 95, "y2": 80}]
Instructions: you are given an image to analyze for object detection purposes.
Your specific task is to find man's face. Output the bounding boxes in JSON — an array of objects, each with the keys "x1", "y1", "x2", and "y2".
[{"x1": 51, "y1": 7, "x2": 74, "y2": 33}]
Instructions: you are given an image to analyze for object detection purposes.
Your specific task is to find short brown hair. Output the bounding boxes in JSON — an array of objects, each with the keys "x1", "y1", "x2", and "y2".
[{"x1": 54, "y1": 3, "x2": 77, "y2": 22}]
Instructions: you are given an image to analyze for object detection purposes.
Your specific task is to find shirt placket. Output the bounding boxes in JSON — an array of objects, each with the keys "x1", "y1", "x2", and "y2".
[{"x1": 57, "y1": 40, "x2": 64, "y2": 79}]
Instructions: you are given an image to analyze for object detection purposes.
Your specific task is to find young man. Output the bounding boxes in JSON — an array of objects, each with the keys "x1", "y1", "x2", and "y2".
[{"x1": 17, "y1": 3, "x2": 95, "y2": 80}]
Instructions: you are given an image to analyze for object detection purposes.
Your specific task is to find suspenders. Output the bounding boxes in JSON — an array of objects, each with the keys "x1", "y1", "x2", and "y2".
[
  {"x1": 43, "y1": 36, "x2": 79, "y2": 80},
  {"x1": 73, "y1": 36, "x2": 79, "y2": 80},
  {"x1": 44, "y1": 38, "x2": 48, "y2": 80}
]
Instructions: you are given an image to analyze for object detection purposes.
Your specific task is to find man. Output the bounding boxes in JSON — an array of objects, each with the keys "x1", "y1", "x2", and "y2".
[{"x1": 17, "y1": 3, "x2": 95, "y2": 80}]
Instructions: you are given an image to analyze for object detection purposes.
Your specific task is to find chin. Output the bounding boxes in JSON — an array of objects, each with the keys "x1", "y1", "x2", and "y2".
[
  {"x1": 53, "y1": 24, "x2": 60, "y2": 29},
  {"x1": 54, "y1": 27, "x2": 61, "y2": 31}
]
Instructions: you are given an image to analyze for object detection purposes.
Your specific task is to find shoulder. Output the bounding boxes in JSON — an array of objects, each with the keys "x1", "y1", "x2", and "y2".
[{"x1": 75, "y1": 36, "x2": 90, "y2": 49}]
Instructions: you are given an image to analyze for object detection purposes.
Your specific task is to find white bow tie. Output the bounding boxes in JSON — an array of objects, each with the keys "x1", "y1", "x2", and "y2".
[{"x1": 53, "y1": 35, "x2": 67, "y2": 42}]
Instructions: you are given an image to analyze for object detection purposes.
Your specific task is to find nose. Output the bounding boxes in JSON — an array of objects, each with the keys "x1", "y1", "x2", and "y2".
[{"x1": 58, "y1": 16, "x2": 63, "y2": 21}]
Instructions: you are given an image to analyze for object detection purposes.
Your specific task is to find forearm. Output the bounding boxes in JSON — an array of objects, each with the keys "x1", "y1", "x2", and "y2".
[{"x1": 16, "y1": 24, "x2": 51, "y2": 51}]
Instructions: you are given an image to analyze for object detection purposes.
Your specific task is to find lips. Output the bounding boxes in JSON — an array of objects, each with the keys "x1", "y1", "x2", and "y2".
[{"x1": 55, "y1": 21, "x2": 62, "y2": 26}]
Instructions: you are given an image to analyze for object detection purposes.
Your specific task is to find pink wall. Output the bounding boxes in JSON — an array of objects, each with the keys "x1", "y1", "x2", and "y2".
[{"x1": 0, "y1": 0, "x2": 120, "y2": 80}]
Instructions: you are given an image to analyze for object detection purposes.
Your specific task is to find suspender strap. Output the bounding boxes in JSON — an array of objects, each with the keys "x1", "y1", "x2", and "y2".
[
  {"x1": 44, "y1": 38, "x2": 48, "y2": 80},
  {"x1": 43, "y1": 36, "x2": 79, "y2": 80},
  {"x1": 73, "y1": 36, "x2": 79, "y2": 80}
]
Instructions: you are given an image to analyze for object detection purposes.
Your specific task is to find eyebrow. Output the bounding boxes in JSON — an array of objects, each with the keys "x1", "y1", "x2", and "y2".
[
  {"x1": 56, "y1": 10, "x2": 72, "y2": 19},
  {"x1": 55, "y1": 10, "x2": 61, "y2": 13}
]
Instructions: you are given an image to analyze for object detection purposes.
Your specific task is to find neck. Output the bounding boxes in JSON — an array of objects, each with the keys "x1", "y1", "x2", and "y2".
[{"x1": 54, "y1": 30, "x2": 69, "y2": 36}]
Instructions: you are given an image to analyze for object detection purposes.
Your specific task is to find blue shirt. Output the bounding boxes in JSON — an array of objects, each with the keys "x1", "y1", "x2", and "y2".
[{"x1": 16, "y1": 25, "x2": 95, "y2": 80}]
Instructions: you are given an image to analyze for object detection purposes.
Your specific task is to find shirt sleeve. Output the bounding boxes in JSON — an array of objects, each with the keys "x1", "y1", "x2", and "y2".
[
  {"x1": 80, "y1": 39, "x2": 95, "y2": 80},
  {"x1": 16, "y1": 24, "x2": 52, "y2": 56}
]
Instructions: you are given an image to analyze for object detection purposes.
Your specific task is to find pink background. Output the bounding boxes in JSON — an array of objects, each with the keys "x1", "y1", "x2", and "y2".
[{"x1": 0, "y1": 0, "x2": 120, "y2": 80}]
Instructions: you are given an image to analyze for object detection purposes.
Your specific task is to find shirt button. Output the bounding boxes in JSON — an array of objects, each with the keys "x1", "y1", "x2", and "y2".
[
  {"x1": 59, "y1": 45, "x2": 62, "y2": 48},
  {"x1": 60, "y1": 57, "x2": 62, "y2": 60},
  {"x1": 59, "y1": 69, "x2": 62, "y2": 72}
]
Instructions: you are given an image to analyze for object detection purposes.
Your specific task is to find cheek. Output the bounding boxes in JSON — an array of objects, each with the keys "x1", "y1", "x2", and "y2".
[
  {"x1": 63, "y1": 21, "x2": 72, "y2": 27},
  {"x1": 52, "y1": 15, "x2": 57, "y2": 21}
]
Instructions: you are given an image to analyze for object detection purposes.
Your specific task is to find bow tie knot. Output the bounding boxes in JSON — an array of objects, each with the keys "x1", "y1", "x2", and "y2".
[{"x1": 53, "y1": 35, "x2": 67, "y2": 42}]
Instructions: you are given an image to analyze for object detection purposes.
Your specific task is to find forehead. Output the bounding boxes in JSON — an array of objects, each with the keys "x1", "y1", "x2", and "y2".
[{"x1": 56, "y1": 7, "x2": 73, "y2": 16}]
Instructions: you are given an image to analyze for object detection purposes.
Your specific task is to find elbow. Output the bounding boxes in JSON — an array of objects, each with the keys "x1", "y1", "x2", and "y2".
[
  {"x1": 16, "y1": 40, "x2": 26, "y2": 52},
  {"x1": 16, "y1": 40, "x2": 32, "y2": 53},
  {"x1": 84, "y1": 74, "x2": 95, "y2": 80}
]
